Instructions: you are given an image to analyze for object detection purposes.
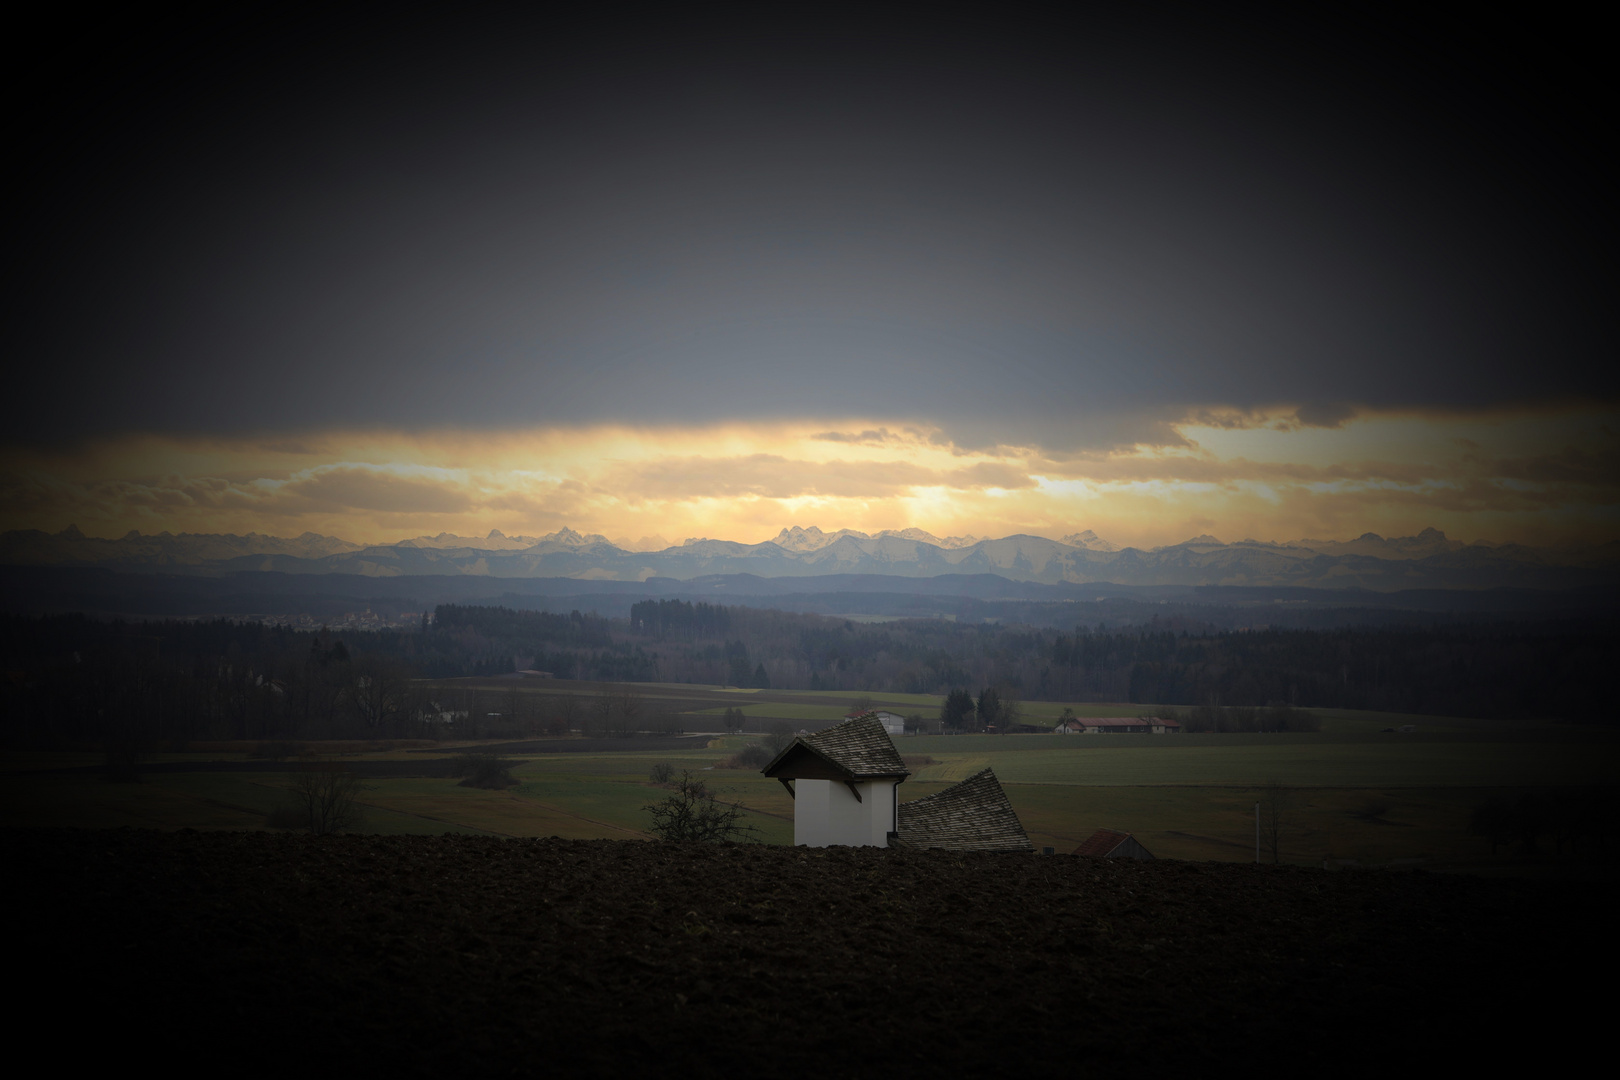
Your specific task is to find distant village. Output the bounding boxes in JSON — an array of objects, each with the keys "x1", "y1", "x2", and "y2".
[{"x1": 215, "y1": 610, "x2": 426, "y2": 632}]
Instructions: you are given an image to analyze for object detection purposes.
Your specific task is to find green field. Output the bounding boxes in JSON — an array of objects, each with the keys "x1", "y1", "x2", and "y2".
[{"x1": 4, "y1": 682, "x2": 1613, "y2": 873}]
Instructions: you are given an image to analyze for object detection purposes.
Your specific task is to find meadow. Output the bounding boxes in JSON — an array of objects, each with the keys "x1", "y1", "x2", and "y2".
[{"x1": 4, "y1": 679, "x2": 1612, "y2": 873}]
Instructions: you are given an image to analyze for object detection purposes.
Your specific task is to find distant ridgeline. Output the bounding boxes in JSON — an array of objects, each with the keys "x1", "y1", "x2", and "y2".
[
  {"x1": 2, "y1": 602, "x2": 1614, "y2": 745},
  {"x1": 3, "y1": 524, "x2": 1617, "y2": 591}
]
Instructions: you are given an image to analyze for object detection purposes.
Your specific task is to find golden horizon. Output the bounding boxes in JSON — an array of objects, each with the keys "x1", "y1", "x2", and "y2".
[{"x1": 3, "y1": 404, "x2": 1615, "y2": 551}]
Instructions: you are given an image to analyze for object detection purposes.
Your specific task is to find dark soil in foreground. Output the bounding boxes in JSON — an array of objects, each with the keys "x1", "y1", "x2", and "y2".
[{"x1": 13, "y1": 830, "x2": 1603, "y2": 1075}]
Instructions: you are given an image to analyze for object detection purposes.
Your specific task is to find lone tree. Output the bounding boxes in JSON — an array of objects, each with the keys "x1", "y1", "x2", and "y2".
[
  {"x1": 1259, "y1": 780, "x2": 1298, "y2": 863},
  {"x1": 642, "y1": 772, "x2": 758, "y2": 843},
  {"x1": 286, "y1": 759, "x2": 369, "y2": 835},
  {"x1": 976, "y1": 687, "x2": 1002, "y2": 731},
  {"x1": 939, "y1": 688, "x2": 975, "y2": 732},
  {"x1": 454, "y1": 752, "x2": 518, "y2": 789}
]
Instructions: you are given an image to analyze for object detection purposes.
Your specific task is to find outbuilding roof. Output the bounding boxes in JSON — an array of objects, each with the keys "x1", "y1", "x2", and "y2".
[
  {"x1": 1073, "y1": 828, "x2": 1155, "y2": 859},
  {"x1": 760, "y1": 713, "x2": 910, "y2": 780},
  {"x1": 891, "y1": 768, "x2": 1034, "y2": 852}
]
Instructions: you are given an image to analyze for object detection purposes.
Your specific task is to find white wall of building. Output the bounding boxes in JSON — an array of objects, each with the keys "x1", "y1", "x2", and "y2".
[
  {"x1": 794, "y1": 779, "x2": 832, "y2": 846},
  {"x1": 793, "y1": 778, "x2": 900, "y2": 847}
]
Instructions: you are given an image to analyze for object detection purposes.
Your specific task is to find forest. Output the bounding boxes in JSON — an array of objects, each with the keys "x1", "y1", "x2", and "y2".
[{"x1": 1, "y1": 600, "x2": 1612, "y2": 745}]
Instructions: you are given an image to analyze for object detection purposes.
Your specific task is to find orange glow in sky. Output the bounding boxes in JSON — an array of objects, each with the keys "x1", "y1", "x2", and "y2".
[{"x1": 4, "y1": 404, "x2": 1614, "y2": 549}]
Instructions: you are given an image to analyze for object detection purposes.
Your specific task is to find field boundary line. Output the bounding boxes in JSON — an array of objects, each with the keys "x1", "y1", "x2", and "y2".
[{"x1": 506, "y1": 794, "x2": 652, "y2": 840}]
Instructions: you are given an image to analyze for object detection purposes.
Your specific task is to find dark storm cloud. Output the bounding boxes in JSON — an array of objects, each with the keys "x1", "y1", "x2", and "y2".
[{"x1": 8, "y1": 8, "x2": 1613, "y2": 446}]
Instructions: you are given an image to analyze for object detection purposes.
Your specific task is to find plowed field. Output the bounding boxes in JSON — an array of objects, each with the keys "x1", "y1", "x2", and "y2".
[{"x1": 13, "y1": 830, "x2": 1598, "y2": 1073}]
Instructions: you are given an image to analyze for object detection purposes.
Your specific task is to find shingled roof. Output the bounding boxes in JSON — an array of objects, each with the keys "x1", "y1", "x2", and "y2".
[
  {"x1": 890, "y1": 768, "x2": 1033, "y2": 852},
  {"x1": 1073, "y1": 828, "x2": 1155, "y2": 859},
  {"x1": 760, "y1": 713, "x2": 910, "y2": 780}
]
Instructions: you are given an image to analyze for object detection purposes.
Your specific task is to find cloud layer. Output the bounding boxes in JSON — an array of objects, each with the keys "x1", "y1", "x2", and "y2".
[
  {"x1": 8, "y1": 11, "x2": 1613, "y2": 450},
  {"x1": 7, "y1": 13, "x2": 1612, "y2": 553},
  {"x1": 4, "y1": 406, "x2": 1614, "y2": 548}
]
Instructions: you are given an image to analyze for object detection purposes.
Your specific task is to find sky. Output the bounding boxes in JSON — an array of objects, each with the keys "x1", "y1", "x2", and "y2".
[{"x1": 5, "y1": 9, "x2": 1615, "y2": 549}]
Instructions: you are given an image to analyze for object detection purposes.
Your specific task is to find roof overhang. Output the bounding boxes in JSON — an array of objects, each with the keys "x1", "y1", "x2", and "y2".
[
  {"x1": 761, "y1": 740, "x2": 857, "y2": 781},
  {"x1": 760, "y1": 739, "x2": 907, "y2": 782}
]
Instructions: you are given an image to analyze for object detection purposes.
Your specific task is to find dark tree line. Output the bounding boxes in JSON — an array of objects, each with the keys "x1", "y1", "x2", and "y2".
[
  {"x1": 0, "y1": 613, "x2": 691, "y2": 746},
  {"x1": 630, "y1": 599, "x2": 731, "y2": 639},
  {"x1": 1, "y1": 614, "x2": 428, "y2": 746},
  {"x1": 1469, "y1": 787, "x2": 1619, "y2": 856},
  {"x1": 1043, "y1": 622, "x2": 1613, "y2": 719},
  {"x1": 4, "y1": 606, "x2": 1613, "y2": 748},
  {"x1": 426, "y1": 605, "x2": 659, "y2": 682}
]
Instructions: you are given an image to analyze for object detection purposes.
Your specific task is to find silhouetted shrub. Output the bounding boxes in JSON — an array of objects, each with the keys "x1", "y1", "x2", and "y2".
[
  {"x1": 642, "y1": 772, "x2": 759, "y2": 843},
  {"x1": 731, "y1": 743, "x2": 771, "y2": 769},
  {"x1": 455, "y1": 752, "x2": 518, "y2": 789}
]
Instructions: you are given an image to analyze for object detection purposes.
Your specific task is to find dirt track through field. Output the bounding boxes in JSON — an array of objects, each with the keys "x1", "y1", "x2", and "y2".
[{"x1": 14, "y1": 829, "x2": 1603, "y2": 1075}]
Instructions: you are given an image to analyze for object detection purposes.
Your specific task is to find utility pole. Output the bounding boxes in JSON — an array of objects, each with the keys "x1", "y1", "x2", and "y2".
[{"x1": 1255, "y1": 802, "x2": 1260, "y2": 863}]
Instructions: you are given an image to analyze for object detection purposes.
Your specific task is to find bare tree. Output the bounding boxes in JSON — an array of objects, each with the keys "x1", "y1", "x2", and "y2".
[
  {"x1": 1259, "y1": 781, "x2": 1297, "y2": 863},
  {"x1": 591, "y1": 682, "x2": 644, "y2": 736},
  {"x1": 349, "y1": 654, "x2": 411, "y2": 731},
  {"x1": 591, "y1": 682, "x2": 616, "y2": 736},
  {"x1": 642, "y1": 772, "x2": 759, "y2": 843},
  {"x1": 614, "y1": 683, "x2": 643, "y2": 734},
  {"x1": 287, "y1": 759, "x2": 369, "y2": 835},
  {"x1": 551, "y1": 693, "x2": 580, "y2": 735},
  {"x1": 763, "y1": 721, "x2": 795, "y2": 757},
  {"x1": 505, "y1": 684, "x2": 524, "y2": 734}
]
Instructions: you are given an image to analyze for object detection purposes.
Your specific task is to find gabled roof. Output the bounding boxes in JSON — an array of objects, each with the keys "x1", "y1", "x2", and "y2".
[
  {"x1": 1074, "y1": 828, "x2": 1132, "y2": 856},
  {"x1": 761, "y1": 713, "x2": 910, "y2": 780},
  {"x1": 1072, "y1": 828, "x2": 1154, "y2": 859},
  {"x1": 891, "y1": 768, "x2": 1033, "y2": 852}
]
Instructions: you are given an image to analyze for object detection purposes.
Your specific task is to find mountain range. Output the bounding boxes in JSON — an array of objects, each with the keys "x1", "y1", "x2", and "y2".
[{"x1": 3, "y1": 525, "x2": 1616, "y2": 591}]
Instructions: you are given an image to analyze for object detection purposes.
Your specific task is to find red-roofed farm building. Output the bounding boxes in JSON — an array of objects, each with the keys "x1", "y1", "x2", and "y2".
[{"x1": 1073, "y1": 828, "x2": 1155, "y2": 860}]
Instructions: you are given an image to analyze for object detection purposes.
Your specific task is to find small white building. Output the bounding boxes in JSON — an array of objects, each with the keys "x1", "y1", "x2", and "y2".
[
  {"x1": 762, "y1": 714, "x2": 909, "y2": 847},
  {"x1": 847, "y1": 709, "x2": 907, "y2": 736},
  {"x1": 762, "y1": 713, "x2": 1034, "y2": 852}
]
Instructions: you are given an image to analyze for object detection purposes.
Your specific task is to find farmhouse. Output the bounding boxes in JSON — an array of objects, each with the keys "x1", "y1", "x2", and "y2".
[
  {"x1": 762, "y1": 714, "x2": 1032, "y2": 851},
  {"x1": 1073, "y1": 828, "x2": 1155, "y2": 859},
  {"x1": 847, "y1": 709, "x2": 907, "y2": 736},
  {"x1": 1064, "y1": 716, "x2": 1181, "y2": 734}
]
